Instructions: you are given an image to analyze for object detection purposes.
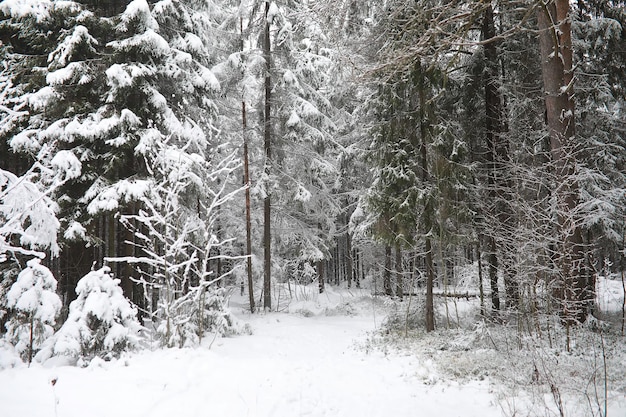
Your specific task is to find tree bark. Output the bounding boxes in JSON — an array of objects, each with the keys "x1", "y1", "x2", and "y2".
[
  {"x1": 346, "y1": 225, "x2": 353, "y2": 288},
  {"x1": 537, "y1": 0, "x2": 589, "y2": 325},
  {"x1": 418, "y1": 72, "x2": 435, "y2": 332},
  {"x1": 317, "y1": 260, "x2": 325, "y2": 293},
  {"x1": 384, "y1": 245, "x2": 392, "y2": 296},
  {"x1": 263, "y1": 1, "x2": 272, "y2": 311},
  {"x1": 483, "y1": 4, "x2": 517, "y2": 310},
  {"x1": 425, "y1": 238, "x2": 435, "y2": 332},
  {"x1": 241, "y1": 16, "x2": 255, "y2": 314},
  {"x1": 395, "y1": 244, "x2": 403, "y2": 300}
]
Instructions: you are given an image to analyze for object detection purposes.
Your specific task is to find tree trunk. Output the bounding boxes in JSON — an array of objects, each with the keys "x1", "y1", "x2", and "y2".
[
  {"x1": 537, "y1": 0, "x2": 588, "y2": 325},
  {"x1": 346, "y1": 227, "x2": 353, "y2": 288},
  {"x1": 263, "y1": 0, "x2": 272, "y2": 311},
  {"x1": 354, "y1": 249, "x2": 361, "y2": 289},
  {"x1": 477, "y1": 238, "x2": 486, "y2": 317},
  {"x1": 395, "y1": 244, "x2": 403, "y2": 300},
  {"x1": 425, "y1": 238, "x2": 435, "y2": 332},
  {"x1": 241, "y1": 17, "x2": 255, "y2": 314},
  {"x1": 121, "y1": 203, "x2": 136, "y2": 301},
  {"x1": 384, "y1": 245, "x2": 392, "y2": 296},
  {"x1": 243, "y1": 101, "x2": 255, "y2": 313},
  {"x1": 483, "y1": 4, "x2": 516, "y2": 310},
  {"x1": 488, "y1": 236, "x2": 500, "y2": 312},
  {"x1": 317, "y1": 260, "x2": 325, "y2": 293},
  {"x1": 418, "y1": 69, "x2": 435, "y2": 332}
]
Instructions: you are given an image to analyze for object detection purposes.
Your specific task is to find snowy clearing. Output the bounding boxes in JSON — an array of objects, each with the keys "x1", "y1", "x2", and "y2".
[
  {"x1": 2, "y1": 282, "x2": 626, "y2": 417},
  {"x1": 0, "y1": 288, "x2": 501, "y2": 417}
]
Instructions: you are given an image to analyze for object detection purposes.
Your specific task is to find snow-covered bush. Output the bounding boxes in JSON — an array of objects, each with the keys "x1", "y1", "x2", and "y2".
[
  {"x1": 155, "y1": 284, "x2": 248, "y2": 348},
  {"x1": 3, "y1": 259, "x2": 62, "y2": 363},
  {"x1": 0, "y1": 338, "x2": 22, "y2": 369},
  {"x1": 36, "y1": 266, "x2": 142, "y2": 364}
]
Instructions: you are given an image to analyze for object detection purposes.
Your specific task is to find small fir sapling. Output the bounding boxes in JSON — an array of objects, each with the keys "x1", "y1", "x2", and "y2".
[
  {"x1": 36, "y1": 266, "x2": 142, "y2": 364},
  {"x1": 3, "y1": 259, "x2": 62, "y2": 364},
  {"x1": 155, "y1": 282, "x2": 249, "y2": 349}
]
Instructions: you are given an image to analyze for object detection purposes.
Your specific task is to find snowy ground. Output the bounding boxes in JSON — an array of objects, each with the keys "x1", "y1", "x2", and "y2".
[
  {"x1": 0, "y1": 286, "x2": 501, "y2": 417},
  {"x1": 1, "y1": 280, "x2": 625, "y2": 417}
]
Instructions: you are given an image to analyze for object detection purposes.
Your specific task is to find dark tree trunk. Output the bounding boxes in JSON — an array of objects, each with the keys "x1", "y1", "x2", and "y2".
[
  {"x1": 241, "y1": 15, "x2": 255, "y2": 313},
  {"x1": 384, "y1": 245, "x2": 392, "y2": 296},
  {"x1": 346, "y1": 230, "x2": 353, "y2": 289},
  {"x1": 537, "y1": 0, "x2": 589, "y2": 326},
  {"x1": 243, "y1": 106, "x2": 254, "y2": 312},
  {"x1": 395, "y1": 244, "x2": 403, "y2": 300},
  {"x1": 483, "y1": 4, "x2": 517, "y2": 310},
  {"x1": 425, "y1": 238, "x2": 435, "y2": 332},
  {"x1": 121, "y1": 204, "x2": 135, "y2": 300},
  {"x1": 263, "y1": 0, "x2": 272, "y2": 311},
  {"x1": 317, "y1": 260, "x2": 325, "y2": 293},
  {"x1": 488, "y1": 236, "x2": 500, "y2": 312},
  {"x1": 418, "y1": 70, "x2": 435, "y2": 332}
]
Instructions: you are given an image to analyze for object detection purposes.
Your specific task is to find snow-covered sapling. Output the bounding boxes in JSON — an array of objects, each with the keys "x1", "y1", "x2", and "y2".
[
  {"x1": 37, "y1": 266, "x2": 142, "y2": 365},
  {"x1": 4, "y1": 259, "x2": 61, "y2": 364}
]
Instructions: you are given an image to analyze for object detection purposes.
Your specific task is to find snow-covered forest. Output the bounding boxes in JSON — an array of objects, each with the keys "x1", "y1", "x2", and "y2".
[{"x1": 1, "y1": 0, "x2": 625, "y2": 416}]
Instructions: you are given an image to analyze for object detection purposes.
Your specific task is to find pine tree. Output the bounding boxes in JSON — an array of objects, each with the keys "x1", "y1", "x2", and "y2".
[
  {"x1": 4, "y1": 259, "x2": 61, "y2": 364},
  {"x1": 35, "y1": 266, "x2": 141, "y2": 364}
]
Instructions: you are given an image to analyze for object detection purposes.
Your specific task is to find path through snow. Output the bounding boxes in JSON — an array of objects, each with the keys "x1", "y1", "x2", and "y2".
[{"x1": 0, "y1": 303, "x2": 501, "y2": 417}]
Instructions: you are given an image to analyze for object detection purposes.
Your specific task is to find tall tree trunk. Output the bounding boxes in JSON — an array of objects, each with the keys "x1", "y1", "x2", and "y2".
[
  {"x1": 243, "y1": 101, "x2": 255, "y2": 312},
  {"x1": 537, "y1": 0, "x2": 589, "y2": 325},
  {"x1": 418, "y1": 69, "x2": 435, "y2": 332},
  {"x1": 241, "y1": 16, "x2": 255, "y2": 314},
  {"x1": 263, "y1": 1, "x2": 272, "y2": 311},
  {"x1": 483, "y1": 4, "x2": 515, "y2": 311}
]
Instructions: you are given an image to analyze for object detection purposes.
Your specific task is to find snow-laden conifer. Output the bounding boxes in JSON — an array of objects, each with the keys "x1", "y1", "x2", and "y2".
[
  {"x1": 3, "y1": 259, "x2": 61, "y2": 364},
  {"x1": 36, "y1": 266, "x2": 141, "y2": 365}
]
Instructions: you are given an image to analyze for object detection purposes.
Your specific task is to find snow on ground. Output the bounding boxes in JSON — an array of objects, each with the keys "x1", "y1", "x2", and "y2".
[{"x1": 0, "y1": 285, "x2": 501, "y2": 417}]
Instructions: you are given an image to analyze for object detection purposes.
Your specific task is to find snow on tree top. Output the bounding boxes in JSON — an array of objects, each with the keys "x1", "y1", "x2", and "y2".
[
  {"x1": 48, "y1": 25, "x2": 98, "y2": 68},
  {"x1": 119, "y1": 0, "x2": 159, "y2": 33},
  {"x1": 0, "y1": 0, "x2": 52, "y2": 21},
  {"x1": 6, "y1": 259, "x2": 61, "y2": 323},
  {"x1": 87, "y1": 179, "x2": 153, "y2": 215},
  {"x1": 108, "y1": 30, "x2": 171, "y2": 57},
  {"x1": 50, "y1": 150, "x2": 82, "y2": 182}
]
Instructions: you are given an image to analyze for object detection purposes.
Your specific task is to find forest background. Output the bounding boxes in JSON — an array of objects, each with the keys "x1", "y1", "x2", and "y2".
[{"x1": 0, "y1": 0, "x2": 625, "y2": 374}]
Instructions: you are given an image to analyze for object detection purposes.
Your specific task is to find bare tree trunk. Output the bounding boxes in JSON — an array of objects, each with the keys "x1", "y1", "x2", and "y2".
[
  {"x1": 317, "y1": 260, "x2": 325, "y2": 293},
  {"x1": 346, "y1": 227, "x2": 353, "y2": 288},
  {"x1": 488, "y1": 236, "x2": 500, "y2": 313},
  {"x1": 537, "y1": 0, "x2": 588, "y2": 326},
  {"x1": 418, "y1": 71, "x2": 435, "y2": 332},
  {"x1": 483, "y1": 4, "x2": 516, "y2": 311},
  {"x1": 354, "y1": 249, "x2": 365, "y2": 288},
  {"x1": 384, "y1": 245, "x2": 392, "y2": 296},
  {"x1": 241, "y1": 17, "x2": 255, "y2": 314},
  {"x1": 395, "y1": 244, "x2": 403, "y2": 300},
  {"x1": 263, "y1": 0, "x2": 272, "y2": 311},
  {"x1": 425, "y1": 238, "x2": 435, "y2": 332},
  {"x1": 121, "y1": 203, "x2": 135, "y2": 300},
  {"x1": 478, "y1": 238, "x2": 486, "y2": 317}
]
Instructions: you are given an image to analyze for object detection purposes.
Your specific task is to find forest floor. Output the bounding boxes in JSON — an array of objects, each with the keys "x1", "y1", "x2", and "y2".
[{"x1": 0, "y1": 280, "x2": 625, "y2": 417}]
